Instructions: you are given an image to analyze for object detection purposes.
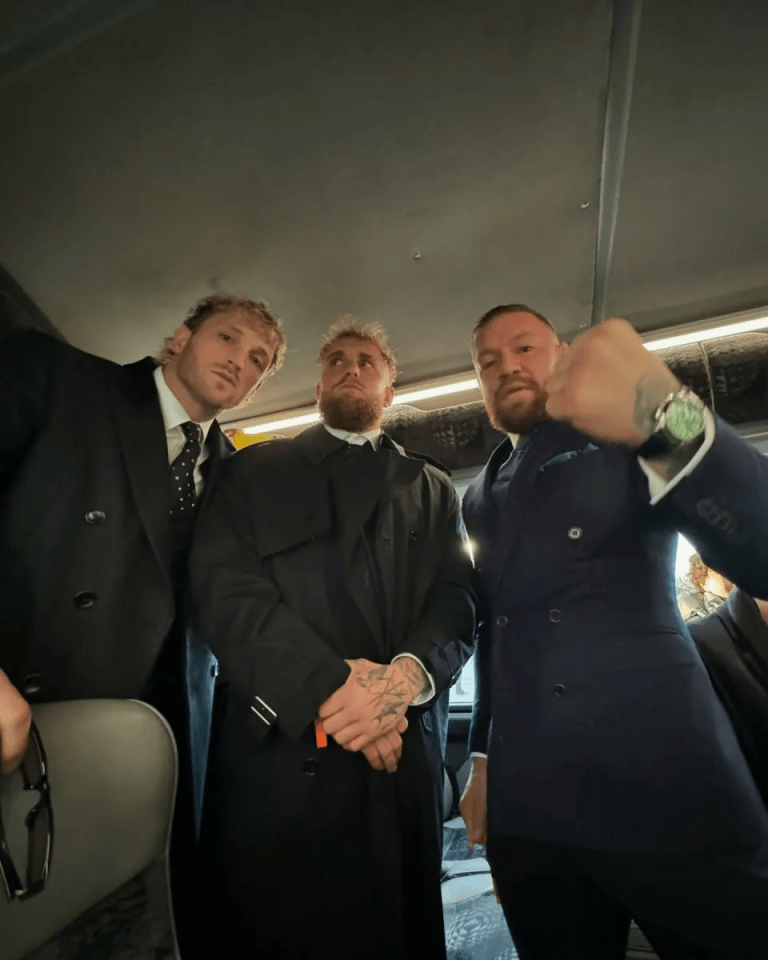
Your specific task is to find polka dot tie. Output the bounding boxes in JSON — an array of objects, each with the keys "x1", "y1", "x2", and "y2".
[{"x1": 170, "y1": 421, "x2": 203, "y2": 518}]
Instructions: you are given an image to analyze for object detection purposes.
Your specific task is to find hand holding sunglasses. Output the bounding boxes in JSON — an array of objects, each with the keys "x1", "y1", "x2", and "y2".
[{"x1": 0, "y1": 722, "x2": 54, "y2": 901}]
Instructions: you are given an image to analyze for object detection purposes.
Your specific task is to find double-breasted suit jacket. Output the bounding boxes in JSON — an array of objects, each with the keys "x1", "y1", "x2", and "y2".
[
  {"x1": 463, "y1": 419, "x2": 768, "y2": 856},
  {"x1": 0, "y1": 330, "x2": 231, "y2": 824}
]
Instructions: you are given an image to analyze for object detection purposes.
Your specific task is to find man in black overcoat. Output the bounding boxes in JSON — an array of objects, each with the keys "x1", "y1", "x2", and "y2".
[
  {"x1": 190, "y1": 317, "x2": 476, "y2": 959},
  {"x1": 0, "y1": 294, "x2": 285, "y2": 951}
]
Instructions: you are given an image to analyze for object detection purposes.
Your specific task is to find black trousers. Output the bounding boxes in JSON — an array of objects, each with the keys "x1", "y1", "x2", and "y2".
[{"x1": 487, "y1": 833, "x2": 768, "y2": 960}]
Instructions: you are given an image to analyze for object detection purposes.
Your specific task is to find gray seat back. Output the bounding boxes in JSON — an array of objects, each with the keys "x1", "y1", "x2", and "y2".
[{"x1": 0, "y1": 699, "x2": 178, "y2": 960}]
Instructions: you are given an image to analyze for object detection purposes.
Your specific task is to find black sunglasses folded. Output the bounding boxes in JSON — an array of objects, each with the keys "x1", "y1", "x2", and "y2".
[{"x1": 0, "y1": 721, "x2": 54, "y2": 901}]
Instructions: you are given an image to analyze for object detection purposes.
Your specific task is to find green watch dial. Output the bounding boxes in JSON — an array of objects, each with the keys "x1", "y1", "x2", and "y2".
[{"x1": 665, "y1": 398, "x2": 705, "y2": 441}]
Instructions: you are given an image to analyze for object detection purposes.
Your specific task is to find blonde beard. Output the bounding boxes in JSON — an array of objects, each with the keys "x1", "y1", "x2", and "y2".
[{"x1": 320, "y1": 393, "x2": 383, "y2": 433}]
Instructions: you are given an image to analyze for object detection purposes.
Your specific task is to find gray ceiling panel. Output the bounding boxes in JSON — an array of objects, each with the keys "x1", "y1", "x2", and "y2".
[
  {"x1": 606, "y1": 0, "x2": 768, "y2": 331},
  {"x1": 0, "y1": 0, "x2": 611, "y2": 414}
]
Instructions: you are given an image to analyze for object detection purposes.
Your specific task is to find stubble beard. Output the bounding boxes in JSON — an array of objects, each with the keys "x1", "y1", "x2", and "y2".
[
  {"x1": 490, "y1": 387, "x2": 549, "y2": 435},
  {"x1": 320, "y1": 392, "x2": 383, "y2": 433}
]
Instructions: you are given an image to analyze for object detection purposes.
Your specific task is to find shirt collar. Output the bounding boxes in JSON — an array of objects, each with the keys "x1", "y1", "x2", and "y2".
[
  {"x1": 153, "y1": 365, "x2": 215, "y2": 442},
  {"x1": 323, "y1": 423, "x2": 383, "y2": 449}
]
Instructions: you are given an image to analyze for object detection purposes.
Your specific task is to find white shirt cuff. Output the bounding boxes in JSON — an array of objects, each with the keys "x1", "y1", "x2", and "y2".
[
  {"x1": 470, "y1": 752, "x2": 488, "y2": 759},
  {"x1": 391, "y1": 653, "x2": 436, "y2": 705},
  {"x1": 638, "y1": 408, "x2": 715, "y2": 506}
]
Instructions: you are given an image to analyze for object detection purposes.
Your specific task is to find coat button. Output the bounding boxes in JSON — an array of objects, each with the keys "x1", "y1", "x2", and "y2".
[
  {"x1": 74, "y1": 591, "x2": 97, "y2": 609},
  {"x1": 210, "y1": 664, "x2": 218, "y2": 678},
  {"x1": 567, "y1": 526, "x2": 582, "y2": 540},
  {"x1": 85, "y1": 510, "x2": 106, "y2": 525},
  {"x1": 22, "y1": 674, "x2": 43, "y2": 697},
  {"x1": 496, "y1": 615, "x2": 508, "y2": 627},
  {"x1": 548, "y1": 609, "x2": 562, "y2": 623},
  {"x1": 409, "y1": 530, "x2": 418, "y2": 541},
  {"x1": 304, "y1": 759, "x2": 319, "y2": 776},
  {"x1": 554, "y1": 684, "x2": 567, "y2": 697}
]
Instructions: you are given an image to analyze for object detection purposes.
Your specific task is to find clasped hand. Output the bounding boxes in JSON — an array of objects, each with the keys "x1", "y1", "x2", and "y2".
[{"x1": 317, "y1": 657, "x2": 427, "y2": 773}]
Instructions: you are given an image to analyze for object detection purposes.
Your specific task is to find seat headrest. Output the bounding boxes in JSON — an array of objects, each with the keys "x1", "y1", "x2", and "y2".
[{"x1": 0, "y1": 700, "x2": 177, "y2": 959}]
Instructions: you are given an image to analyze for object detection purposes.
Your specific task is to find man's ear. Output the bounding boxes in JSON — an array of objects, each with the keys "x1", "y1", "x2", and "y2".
[
  {"x1": 383, "y1": 385, "x2": 395, "y2": 409},
  {"x1": 315, "y1": 382, "x2": 322, "y2": 404},
  {"x1": 168, "y1": 324, "x2": 192, "y2": 355}
]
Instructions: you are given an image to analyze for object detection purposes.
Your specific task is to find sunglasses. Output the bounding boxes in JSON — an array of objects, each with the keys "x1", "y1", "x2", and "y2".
[{"x1": 0, "y1": 722, "x2": 53, "y2": 901}]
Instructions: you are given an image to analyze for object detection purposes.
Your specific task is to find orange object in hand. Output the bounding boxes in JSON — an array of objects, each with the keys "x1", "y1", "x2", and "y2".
[{"x1": 314, "y1": 719, "x2": 327, "y2": 748}]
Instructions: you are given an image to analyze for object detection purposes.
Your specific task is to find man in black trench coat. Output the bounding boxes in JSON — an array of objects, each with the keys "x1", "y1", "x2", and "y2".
[{"x1": 191, "y1": 316, "x2": 476, "y2": 959}]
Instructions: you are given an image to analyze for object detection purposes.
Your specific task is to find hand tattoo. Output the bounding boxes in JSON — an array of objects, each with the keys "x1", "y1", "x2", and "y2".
[{"x1": 350, "y1": 663, "x2": 410, "y2": 727}]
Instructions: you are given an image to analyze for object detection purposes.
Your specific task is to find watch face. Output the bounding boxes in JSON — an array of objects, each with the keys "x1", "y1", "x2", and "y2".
[{"x1": 665, "y1": 399, "x2": 705, "y2": 441}]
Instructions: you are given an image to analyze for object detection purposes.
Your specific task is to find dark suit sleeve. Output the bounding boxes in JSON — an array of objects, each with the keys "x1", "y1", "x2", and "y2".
[
  {"x1": 659, "y1": 416, "x2": 768, "y2": 600},
  {"x1": 0, "y1": 331, "x2": 54, "y2": 494},
  {"x1": 189, "y1": 453, "x2": 351, "y2": 742},
  {"x1": 461, "y1": 490, "x2": 492, "y2": 756},
  {"x1": 467, "y1": 614, "x2": 492, "y2": 756},
  {"x1": 395, "y1": 481, "x2": 476, "y2": 699}
]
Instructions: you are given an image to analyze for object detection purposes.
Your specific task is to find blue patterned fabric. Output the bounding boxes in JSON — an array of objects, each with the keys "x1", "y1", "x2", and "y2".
[{"x1": 441, "y1": 818, "x2": 658, "y2": 959}]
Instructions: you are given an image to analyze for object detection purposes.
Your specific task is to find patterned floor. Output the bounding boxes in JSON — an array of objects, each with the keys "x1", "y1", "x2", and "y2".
[{"x1": 441, "y1": 819, "x2": 659, "y2": 960}]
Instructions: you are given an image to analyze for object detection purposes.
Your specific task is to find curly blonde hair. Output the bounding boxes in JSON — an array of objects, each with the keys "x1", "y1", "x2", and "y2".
[
  {"x1": 317, "y1": 315, "x2": 397, "y2": 385},
  {"x1": 158, "y1": 294, "x2": 287, "y2": 377}
]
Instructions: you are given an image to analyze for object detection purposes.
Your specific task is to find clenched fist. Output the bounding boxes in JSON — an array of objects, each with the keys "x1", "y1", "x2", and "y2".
[{"x1": 544, "y1": 318, "x2": 680, "y2": 447}]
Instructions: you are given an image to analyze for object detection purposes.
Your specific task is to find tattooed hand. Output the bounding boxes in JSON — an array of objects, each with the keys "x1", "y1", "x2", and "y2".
[
  {"x1": 544, "y1": 318, "x2": 681, "y2": 447},
  {"x1": 317, "y1": 657, "x2": 429, "y2": 753}
]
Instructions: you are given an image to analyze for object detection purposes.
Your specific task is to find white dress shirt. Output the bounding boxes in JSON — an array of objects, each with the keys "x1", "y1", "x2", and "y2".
[
  {"x1": 153, "y1": 366, "x2": 215, "y2": 495},
  {"x1": 470, "y1": 410, "x2": 717, "y2": 760},
  {"x1": 323, "y1": 423, "x2": 436, "y2": 706}
]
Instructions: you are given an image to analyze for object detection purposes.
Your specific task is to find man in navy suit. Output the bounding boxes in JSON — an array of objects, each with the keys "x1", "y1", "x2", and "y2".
[{"x1": 459, "y1": 304, "x2": 768, "y2": 958}]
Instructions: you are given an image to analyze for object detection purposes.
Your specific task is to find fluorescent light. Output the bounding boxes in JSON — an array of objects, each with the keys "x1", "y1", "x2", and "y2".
[
  {"x1": 644, "y1": 315, "x2": 768, "y2": 351},
  {"x1": 395, "y1": 378, "x2": 479, "y2": 404},
  {"x1": 243, "y1": 376, "x2": 480, "y2": 434},
  {"x1": 244, "y1": 412, "x2": 319, "y2": 434}
]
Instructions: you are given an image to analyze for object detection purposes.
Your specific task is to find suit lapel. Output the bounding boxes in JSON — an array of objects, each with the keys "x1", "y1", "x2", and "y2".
[
  {"x1": 296, "y1": 426, "x2": 426, "y2": 652},
  {"x1": 490, "y1": 423, "x2": 589, "y2": 593},
  {"x1": 110, "y1": 359, "x2": 172, "y2": 583}
]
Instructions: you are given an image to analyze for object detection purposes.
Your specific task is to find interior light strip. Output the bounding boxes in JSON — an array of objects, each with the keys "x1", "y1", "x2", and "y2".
[
  {"x1": 243, "y1": 314, "x2": 768, "y2": 435},
  {"x1": 244, "y1": 378, "x2": 481, "y2": 434},
  {"x1": 644, "y1": 315, "x2": 768, "y2": 351}
]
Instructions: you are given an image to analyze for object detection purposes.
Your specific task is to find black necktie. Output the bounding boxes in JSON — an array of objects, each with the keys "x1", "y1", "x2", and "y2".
[
  {"x1": 170, "y1": 421, "x2": 203, "y2": 518},
  {"x1": 491, "y1": 437, "x2": 528, "y2": 513}
]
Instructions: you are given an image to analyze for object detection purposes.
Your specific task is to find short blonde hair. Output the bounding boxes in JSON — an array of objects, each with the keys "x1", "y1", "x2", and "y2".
[
  {"x1": 158, "y1": 294, "x2": 287, "y2": 376},
  {"x1": 317, "y1": 315, "x2": 397, "y2": 385}
]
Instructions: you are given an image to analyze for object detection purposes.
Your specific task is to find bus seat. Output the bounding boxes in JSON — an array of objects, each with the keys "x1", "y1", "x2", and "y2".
[{"x1": 0, "y1": 699, "x2": 179, "y2": 960}]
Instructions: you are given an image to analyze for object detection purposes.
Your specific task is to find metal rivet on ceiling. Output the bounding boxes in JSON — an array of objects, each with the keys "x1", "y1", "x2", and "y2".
[
  {"x1": 580, "y1": 202, "x2": 590, "y2": 209},
  {"x1": 413, "y1": 252, "x2": 422, "y2": 259}
]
